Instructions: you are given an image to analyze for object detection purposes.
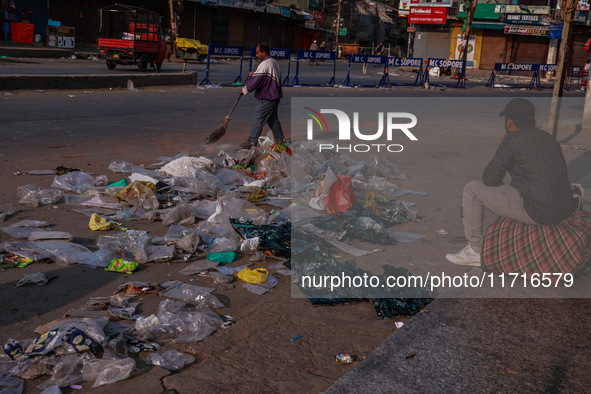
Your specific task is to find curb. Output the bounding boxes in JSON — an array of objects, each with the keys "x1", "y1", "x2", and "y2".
[{"x1": 0, "y1": 71, "x2": 198, "y2": 90}]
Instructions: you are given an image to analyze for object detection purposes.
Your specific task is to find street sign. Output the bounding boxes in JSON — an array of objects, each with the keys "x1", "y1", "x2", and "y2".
[
  {"x1": 339, "y1": 28, "x2": 347, "y2": 36},
  {"x1": 407, "y1": 26, "x2": 416, "y2": 32}
]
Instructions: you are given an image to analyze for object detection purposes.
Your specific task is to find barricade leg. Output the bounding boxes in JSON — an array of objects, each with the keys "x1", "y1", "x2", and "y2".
[
  {"x1": 292, "y1": 61, "x2": 301, "y2": 86},
  {"x1": 233, "y1": 58, "x2": 244, "y2": 85},
  {"x1": 414, "y1": 67, "x2": 423, "y2": 86},
  {"x1": 328, "y1": 58, "x2": 336, "y2": 85},
  {"x1": 486, "y1": 71, "x2": 495, "y2": 88},
  {"x1": 199, "y1": 51, "x2": 213, "y2": 85},
  {"x1": 283, "y1": 61, "x2": 292, "y2": 87}
]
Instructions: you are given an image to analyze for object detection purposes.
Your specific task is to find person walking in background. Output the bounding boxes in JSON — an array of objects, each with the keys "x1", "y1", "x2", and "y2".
[
  {"x1": 239, "y1": 44, "x2": 286, "y2": 149},
  {"x1": 2, "y1": 1, "x2": 12, "y2": 41},
  {"x1": 320, "y1": 40, "x2": 326, "y2": 51},
  {"x1": 375, "y1": 42, "x2": 384, "y2": 56},
  {"x1": 309, "y1": 40, "x2": 319, "y2": 65}
]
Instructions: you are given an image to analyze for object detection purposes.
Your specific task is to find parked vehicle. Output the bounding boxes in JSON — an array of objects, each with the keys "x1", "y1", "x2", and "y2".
[{"x1": 97, "y1": 4, "x2": 166, "y2": 72}]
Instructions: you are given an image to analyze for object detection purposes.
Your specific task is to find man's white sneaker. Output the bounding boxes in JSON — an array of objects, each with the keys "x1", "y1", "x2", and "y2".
[{"x1": 445, "y1": 245, "x2": 481, "y2": 267}]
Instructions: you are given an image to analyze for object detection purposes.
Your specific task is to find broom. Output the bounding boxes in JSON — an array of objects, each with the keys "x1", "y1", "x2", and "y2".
[{"x1": 204, "y1": 77, "x2": 250, "y2": 144}]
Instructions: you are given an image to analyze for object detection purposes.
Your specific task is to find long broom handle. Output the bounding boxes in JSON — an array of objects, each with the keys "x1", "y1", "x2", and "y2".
[
  {"x1": 226, "y1": 76, "x2": 250, "y2": 120},
  {"x1": 226, "y1": 94, "x2": 242, "y2": 119}
]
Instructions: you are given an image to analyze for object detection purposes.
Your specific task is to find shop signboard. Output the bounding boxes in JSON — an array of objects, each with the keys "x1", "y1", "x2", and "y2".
[
  {"x1": 504, "y1": 24, "x2": 549, "y2": 36},
  {"x1": 409, "y1": 7, "x2": 447, "y2": 24},
  {"x1": 399, "y1": 0, "x2": 410, "y2": 16},
  {"x1": 458, "y1": 3, "x2": 502, "y2": 19},
  {"x1": 505, "y1": 14, "x2": 547, "y2": 25},
  {"x1": 280, "y1": 7, "x2": 291, "y2": 18},
  {"x1": 502, "y1": 5, "x2": 550, "y2": 14}
]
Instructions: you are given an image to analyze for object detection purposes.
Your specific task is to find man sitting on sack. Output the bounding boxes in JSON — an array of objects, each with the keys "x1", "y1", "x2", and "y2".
[{"x1": 446, "y1": 98, "x2": 576, "y2": 267}]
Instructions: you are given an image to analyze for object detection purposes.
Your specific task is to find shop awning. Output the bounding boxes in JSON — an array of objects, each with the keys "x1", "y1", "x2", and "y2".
[
  {"x1": 291, "y1": 9, "x2": 313, "y2": 20},
  {"x1": 472, "y1": 22, "x2": 504, "y2": 30}
]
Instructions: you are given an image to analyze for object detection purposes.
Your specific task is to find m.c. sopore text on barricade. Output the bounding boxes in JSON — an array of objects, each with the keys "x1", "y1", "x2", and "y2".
[{"x1": 300, "y1": 272, "x2": 574, "y2": 292}]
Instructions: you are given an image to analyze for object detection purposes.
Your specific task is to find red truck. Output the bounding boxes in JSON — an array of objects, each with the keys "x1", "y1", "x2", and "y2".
[{"x1": 97, "y1": 4, "x2": 166, "y2": 72}]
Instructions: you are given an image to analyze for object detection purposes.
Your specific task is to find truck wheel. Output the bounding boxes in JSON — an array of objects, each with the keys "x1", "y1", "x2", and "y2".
[
  {"x1": 138, "y1": 55, "x2": 148, "y2": 72},
  {"x1": 155, "y1": 62, "x2": 162, "y2": 72},
  {"x1": 106, "y1": 60, "x2": 116, "y2": 70}
]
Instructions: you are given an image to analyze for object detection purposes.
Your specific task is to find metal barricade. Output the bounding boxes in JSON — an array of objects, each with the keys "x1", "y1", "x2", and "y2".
[{"x1": 200, "y1": 44, "x2": 245, "y2": 86}]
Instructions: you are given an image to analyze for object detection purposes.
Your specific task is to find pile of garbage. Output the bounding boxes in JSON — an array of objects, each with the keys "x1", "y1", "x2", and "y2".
[{"x1": 0, "y1": 134, "x2": 430, "y2": 390}]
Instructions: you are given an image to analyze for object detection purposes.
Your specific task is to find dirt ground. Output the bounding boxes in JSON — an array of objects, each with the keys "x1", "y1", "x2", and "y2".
[{"x1": 1, "y1": 87, "x2": 590, "y2": 393}]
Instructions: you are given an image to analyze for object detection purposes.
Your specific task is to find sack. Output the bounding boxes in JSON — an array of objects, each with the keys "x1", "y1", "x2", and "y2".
[{"x1": 237, "y1": 267, "x2": 268, "y2": 284}]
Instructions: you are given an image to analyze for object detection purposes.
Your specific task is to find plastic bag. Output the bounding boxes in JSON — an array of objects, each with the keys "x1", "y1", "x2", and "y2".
[
  {"x1": 207, "y1": 237, "x2": 238, "y2": 253},
  {"x1": 323, "y1": 175, "x2": 357, "y2": 214},
  {"x1": 51, "y1": 171, "x2": 96, "y2": 194},
  {"x1": 86, "y1": 358, "x2": 136, "y2": 388},
  {"x1": 97, "y1": 230, "x2": 151, "y2": 263},
  {"x1": 116, "y1": 181, "x2": 159, "y2": 211},
  {"x1": 148, "y1": 350, "x2": 195, "y2": 371},
  {"x1": 94, "y1": 175, "x2": 109, "y2": 187},
  {"x1": 206, "y1": 252, "x2": 235, "y2": 264},
  {"x1": 240, "y1": 237, "x2": 260, "y2": 254},
  {"x1": 160, "y1": 156, "x2": 215, "y2": 177},
  {"x1": 108, "y1": 159, "x2": 136, "y2": 173},
  {"x1": 237, "y1": 267, "x2": 268, "y2": 284},
  {"x1": 230, "y1": 219, "x2": 291, "y2": 255},
  {"x1": 175, "y1": 233, "x2": 201, "y2": 254},
  {"x1": 79, "y1": 247, "x2": 118, "y2": 268},
  {"x1": 105, "y1": 258, "x2": 139, "y2": 274},
  {"x1": 17, "y1": 185, "x2": 62, "y2": 207},
  {"x1": 1, "y1": 226, "x2": 47, "y2": 239},
  {"x1": 134, "y1": 299, "x2": 223, "y2": 343},
  {"x1": 0, "y1": 204, "x2": 17, "y2": 223},
  {"x1": 214, "y1": 168, "x2": 243, "y2": 186},
  {"x1": 32, "y1": 241, "x2": 92, "y2": 265},
  {"x1": 0, "y1": 377, "x2": 24, "y2": 393},
  {"x1": 207, "y1": 199, "x2": 268, "y2": 228},
  {"x1": 161, "y1": 204, "x2": 195, "y2": 226},
  {"x1": 170, "y1": 176, "x2": 223, "y2": 198},
  {"x1": 89, "y1": 213, "x2": 113, "y2": 231},
  {"x1": 189, "y1": 200, "x2": 218, "y2": 220},
  {"x1": 17, "y1": 272, "x2": 49, "y2": 286},
  {"x1": 36, "y1": 354, "x2": 84, "y2": 389}
]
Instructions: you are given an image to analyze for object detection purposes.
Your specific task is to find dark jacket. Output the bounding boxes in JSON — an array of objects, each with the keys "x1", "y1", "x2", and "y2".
[{"x1": 482, "y1": 127, "x2": 574, "y2": 224}]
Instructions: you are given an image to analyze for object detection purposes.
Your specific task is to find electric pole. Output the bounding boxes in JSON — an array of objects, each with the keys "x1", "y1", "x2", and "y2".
[
  {"x1": 548, "y1": 0, "x2": 578, "y2": 138},
  {"x1": 335, "y1": 0, "x2": 342, "y2": 49},
  {"x1": 460, "y1": 0, "x2": 478, "y2": 87}
]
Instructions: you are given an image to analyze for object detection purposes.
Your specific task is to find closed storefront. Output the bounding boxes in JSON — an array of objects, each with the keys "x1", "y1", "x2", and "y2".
[
  {"x1": 480, "y1": 30, "x2": 506, "y2": 69},
  {"x1": 415, "y1": 27, "x2": 453, "y2": 60},
  {"x1": 509, "y1": 34, "x2": 548, "y2": 64}
]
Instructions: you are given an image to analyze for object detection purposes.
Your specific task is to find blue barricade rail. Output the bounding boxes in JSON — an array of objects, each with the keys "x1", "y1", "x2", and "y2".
[
  {"x1": 342, "y1": 54, "x2": 387, "y2": 87},
  {"x1": 385, "y1": 57, "x2": 424, "y2": 86},
  {"x1": 200, "y1": 44, "x2": 245, "y2": 86},
  {"x1": 248, "y1": 47, "x2": 292, "y2": 86},
  {"x1": 565, "y1": 66, "x2": 584, "y2": 90},
  {"x1": 292, "y1": 49, "x2": 337, "y2": 86},
  {"x1": 486, "y1": 63, "x2": 541, "y2": 89},
  {"x1": 422, "y1": 58, "x2": 466, "y2": 88}
]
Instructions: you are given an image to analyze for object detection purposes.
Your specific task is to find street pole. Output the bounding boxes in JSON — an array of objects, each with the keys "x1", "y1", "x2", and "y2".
[
  {"x1": 335, "y1": 0, "x2": 342, "y2": 50},
  {"x1": 168, "y1": 0, "x2": 176, "y2": 37},
  {"x1": 460, "y1": 0, "x2": 478, "y2": 87},
  {"x1": 584, "y1": 71, "x2": 591, "y2": 130},
  {"x1": 548, "y1": 0, "x2": 578, "y2": 138}
]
